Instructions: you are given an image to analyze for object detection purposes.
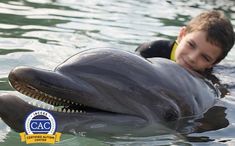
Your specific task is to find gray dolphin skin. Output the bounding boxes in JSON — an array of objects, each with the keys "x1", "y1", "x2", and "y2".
[{"x1": 0, "y1": 48, "x2": 219, "y2": 137}]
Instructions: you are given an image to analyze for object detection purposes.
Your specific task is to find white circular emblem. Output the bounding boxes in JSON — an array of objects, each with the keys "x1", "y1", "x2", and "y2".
[{"x1": 24, "y1": 110, "x2": 56, "y2": 135}]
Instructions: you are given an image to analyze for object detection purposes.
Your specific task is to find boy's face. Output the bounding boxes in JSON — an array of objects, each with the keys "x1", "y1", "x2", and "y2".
[{"x1": 175, "y1": 29, "x2": 222, "y2": 72}]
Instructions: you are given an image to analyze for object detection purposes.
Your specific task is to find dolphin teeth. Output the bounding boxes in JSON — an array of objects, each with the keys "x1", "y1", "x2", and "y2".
[
  {"x1": 38, "y1": 96, "x2": 43, "y2": 101},
  {"x1": 47, "y1": 100, "x2": 50, "y2": 104},
  {"x1": 25, "y1": 91, "x2": 29, "y2": 95},
  {"x1": 34, "y1": 95, "x2": 39, "y2": 99},
  {"x1": 55, "y1": 102, "x2": 59, "y2": 106},
  {"x1": 44, "y1": 93, "x2": 48, "y2": 97},
  {"x1": 36, "y1": 96, "x2": 42, "y2": 100},
  {"x1": 43, "y1": 98, "x2": 48, "y2": 103},
  {"x1": 11, "y1": 81, "x2": 87, "y2": 114},
  {"x1": 58, "y1": 108, "x2": 62, "y2": 112},
  {"x1": 28, "y1": 93, "x2": 33, "y2": 97},
  {"x1": 31, "y1": 94, "x2": 35, "y2": 98},
  {"x1": 48, "y1": 100, "x2": 52, "y2": 105},
  {"x1": 31, "y1": 94, "x2": 38, "y2": 99}
]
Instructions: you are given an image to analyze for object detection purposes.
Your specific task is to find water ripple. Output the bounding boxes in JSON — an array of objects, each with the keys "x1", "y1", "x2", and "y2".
[{"x1": 0, "y1": 0, "x2": 235, "y2": 145}]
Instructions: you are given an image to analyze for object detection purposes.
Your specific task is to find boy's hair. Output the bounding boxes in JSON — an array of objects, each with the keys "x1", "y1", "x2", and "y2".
[{"x1": 185, "y1": 10, "x2": 235, "y2": 64}]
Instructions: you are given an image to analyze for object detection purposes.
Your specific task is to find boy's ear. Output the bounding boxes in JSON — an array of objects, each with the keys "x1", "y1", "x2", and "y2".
[{"x1": 177, "y1": 26, "x2": 186, "y2": 42}]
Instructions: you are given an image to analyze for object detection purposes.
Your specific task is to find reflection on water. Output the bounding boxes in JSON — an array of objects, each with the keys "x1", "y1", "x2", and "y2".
[
  {"x1": 0, "y1": 48, "x2": 33, "y2": 55},
  {"x1": 0, "y1": 77, "x2": 12, "y2": 91},
  {"x1": 0, "y1": 0, "x2": 235, "y2": 145}
]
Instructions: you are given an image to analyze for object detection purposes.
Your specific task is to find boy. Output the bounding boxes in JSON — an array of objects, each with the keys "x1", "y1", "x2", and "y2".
[{"x1": 135, "y1": 10, "x2": 234, "y2": 96}]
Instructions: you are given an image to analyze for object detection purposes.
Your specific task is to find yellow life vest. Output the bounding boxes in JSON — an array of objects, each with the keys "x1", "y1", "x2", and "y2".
[{"x1": 170, "y1": 41, "x2": 178, "y2": 61}]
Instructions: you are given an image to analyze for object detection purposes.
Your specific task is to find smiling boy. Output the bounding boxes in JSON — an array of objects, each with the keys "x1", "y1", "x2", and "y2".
[{"x1": 136, "y1": 10, "x2": 234, "y2": 75}]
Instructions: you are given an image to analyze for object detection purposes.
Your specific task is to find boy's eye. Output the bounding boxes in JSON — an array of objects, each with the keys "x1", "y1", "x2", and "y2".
[
  {"x1": 187, "y1": 41, "x2": 195, "y2": 49},
  {"x1": 201, "y1": 54, "x2": 211, "y2": 62}
]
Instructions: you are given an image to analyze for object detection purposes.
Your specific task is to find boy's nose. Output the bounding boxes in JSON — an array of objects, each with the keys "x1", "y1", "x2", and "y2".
[{"x1": 188, "y1": 51, "x2": 198, "y2": 63}]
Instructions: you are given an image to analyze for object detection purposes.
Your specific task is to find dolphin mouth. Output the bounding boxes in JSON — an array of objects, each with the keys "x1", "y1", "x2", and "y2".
[{"x1": 9, "y1": 79, "x2": 117, "y2": 115}]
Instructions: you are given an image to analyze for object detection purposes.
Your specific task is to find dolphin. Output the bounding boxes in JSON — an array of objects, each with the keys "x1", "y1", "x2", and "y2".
[{"x1": 0, "y1": 48, "x2": 219, "y2": 137}]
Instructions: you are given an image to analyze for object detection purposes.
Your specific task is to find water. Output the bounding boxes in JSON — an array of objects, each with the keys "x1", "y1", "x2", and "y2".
[{"x1": 0, "y1": 0, "x2": 235, "y2": 145}]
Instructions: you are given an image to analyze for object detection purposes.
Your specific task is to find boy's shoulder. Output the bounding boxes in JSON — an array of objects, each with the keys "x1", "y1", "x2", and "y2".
[{"x1": 135, "y1": 40, "x2": 174, "y2": 58}]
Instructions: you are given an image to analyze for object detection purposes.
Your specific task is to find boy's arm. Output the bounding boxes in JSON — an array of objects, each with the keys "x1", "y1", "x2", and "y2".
[
  {"x1": 203, "y1": 71, "x2": 229, "y2": 97},
  {"x1": 135, "y1": 40, "x2": 173, "y2": 59},
  {"x1": 135, "y1": 41, "x2": 153, "y2": 58}
]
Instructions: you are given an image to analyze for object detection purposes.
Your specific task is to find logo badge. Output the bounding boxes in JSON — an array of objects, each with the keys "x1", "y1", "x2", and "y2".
[{"x1": 20, "y1": 110, "x2": 61, "y2": 144}]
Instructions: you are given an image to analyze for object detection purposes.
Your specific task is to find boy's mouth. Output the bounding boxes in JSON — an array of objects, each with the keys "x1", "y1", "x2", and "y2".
[{"x1": 180, "y1": 57, "x2": 194, "y2": 71}]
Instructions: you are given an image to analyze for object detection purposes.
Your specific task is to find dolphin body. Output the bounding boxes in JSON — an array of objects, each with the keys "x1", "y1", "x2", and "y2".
[{"x1": 0, "y1": 48, "x2": 219, "y2": 137}]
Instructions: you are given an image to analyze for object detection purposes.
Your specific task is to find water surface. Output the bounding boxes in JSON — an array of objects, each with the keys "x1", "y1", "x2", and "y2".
[{"x1": 0, "y1": 0, "x2": 235, "y2": 145}]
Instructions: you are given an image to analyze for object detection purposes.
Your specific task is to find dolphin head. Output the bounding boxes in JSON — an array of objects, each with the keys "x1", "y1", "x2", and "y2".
[{"x1": 0, "y1": 48, "x2": 218, "y2": 136}]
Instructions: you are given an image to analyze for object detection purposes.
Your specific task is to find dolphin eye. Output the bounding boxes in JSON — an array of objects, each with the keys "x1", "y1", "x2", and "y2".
[{"x1": 164, "y1": 109, "x2": 179, "y2": 121}]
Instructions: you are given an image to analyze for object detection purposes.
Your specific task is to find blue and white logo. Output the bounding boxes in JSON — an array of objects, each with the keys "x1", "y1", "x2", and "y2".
[{"x1": 24, "y1": 110, "x2": 56, "y2": 135}]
